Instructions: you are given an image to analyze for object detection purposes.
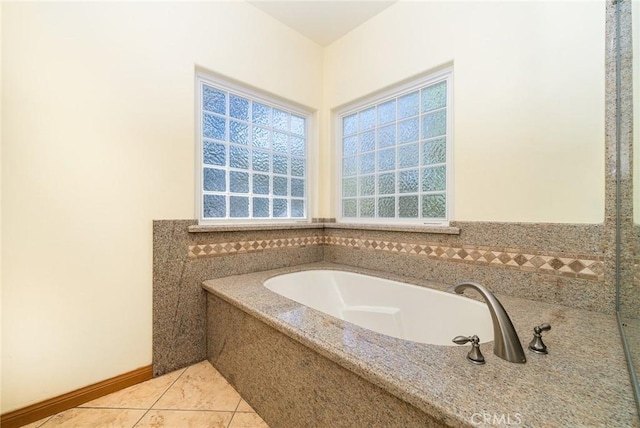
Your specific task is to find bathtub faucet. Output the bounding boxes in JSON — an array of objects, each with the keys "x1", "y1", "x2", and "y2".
[{"x1": 447, "y1": 282, "x2": 526, "y2": 364}]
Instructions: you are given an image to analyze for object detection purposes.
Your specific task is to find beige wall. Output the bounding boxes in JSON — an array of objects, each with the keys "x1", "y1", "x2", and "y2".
[
  {"x1": 0, "y1": 0, "x2": 3, "y2": 412},
  {"x1": 322, "y1": 1, "x2": 605, "y2": 222},
  {"x1": 1, "y1": 2, "x2": 322, "y2": 412}
]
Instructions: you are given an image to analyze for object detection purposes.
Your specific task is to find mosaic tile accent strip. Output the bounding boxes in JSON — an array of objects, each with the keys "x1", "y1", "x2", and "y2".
[
  {"x1": 189, "y1": 234, "x2": 603, "y2": 281},
  {"x1": 189, "y1": 236, "x2": 323, "y2": 259},
  {"x1": 325, "y1": 236, "x2": 604, "y2": 281}
]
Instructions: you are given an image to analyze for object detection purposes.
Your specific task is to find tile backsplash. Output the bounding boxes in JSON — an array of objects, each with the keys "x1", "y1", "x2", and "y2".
[
  {"x1": 189, "y1": 236, "x2": 324, "y2": 259},
  {"x1": 323, "y1": 222, "x2": 609, "y2": 314},
  {"x1": 188, "y1": 233, "x2": 604, "y2": 280}
]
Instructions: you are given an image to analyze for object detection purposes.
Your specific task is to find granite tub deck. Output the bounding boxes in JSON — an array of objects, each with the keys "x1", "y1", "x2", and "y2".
[{"x1": 202, "y1": 262, "x2": 639, "y2": 428}]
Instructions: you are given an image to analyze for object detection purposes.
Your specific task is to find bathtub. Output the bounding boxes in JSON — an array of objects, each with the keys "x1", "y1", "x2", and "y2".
[{"x1": 264, "y1": 269, "x2": 493, "y2": 346}]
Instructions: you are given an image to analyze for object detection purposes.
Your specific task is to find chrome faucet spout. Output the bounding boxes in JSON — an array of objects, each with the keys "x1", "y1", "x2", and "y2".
[{"x1": 448, "y1": 281, "x2": 526, "y2": 364}]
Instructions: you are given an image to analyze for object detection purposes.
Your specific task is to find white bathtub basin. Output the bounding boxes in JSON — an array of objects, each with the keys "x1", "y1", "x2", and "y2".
[{"x1": 264, "y1": 270, "x2": 494, "y2": 346}]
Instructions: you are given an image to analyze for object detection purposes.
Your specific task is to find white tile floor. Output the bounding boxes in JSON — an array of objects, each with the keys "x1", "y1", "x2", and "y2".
[{"x1": 22, "y1": 361, "x2": 269, "y2": 428}]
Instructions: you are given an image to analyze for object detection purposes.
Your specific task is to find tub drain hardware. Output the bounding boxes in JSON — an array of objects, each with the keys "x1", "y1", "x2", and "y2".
[
  {"x1": 453, "y1": 335, "x2": 485, "y2": 365},
  {"x1": 528, "y1": 323, "x2": 551, "y2": 354}
]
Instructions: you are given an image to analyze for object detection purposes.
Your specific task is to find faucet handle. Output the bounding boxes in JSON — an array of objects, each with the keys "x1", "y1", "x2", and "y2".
[
  {"x1": 452, "y1": 335, "x2": 474, "y2": 345},
  {"x1": 529, "y1": 323, "x2": 551, "y2": 354},
  {"x1": 453, "y1": 335, "x2": 485, "y2": 365},
  {"x1": 534, "y1": 323, "x2": 551, "y2": 333}
]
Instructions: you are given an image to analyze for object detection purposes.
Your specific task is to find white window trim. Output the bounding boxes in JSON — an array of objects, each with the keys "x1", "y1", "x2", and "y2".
[
  {"x1": 195, "y1": 70, "x2": 315, "y2": 225},
  {"x1": 334, "y1": 67, "x2": 454, "y2": 226}
]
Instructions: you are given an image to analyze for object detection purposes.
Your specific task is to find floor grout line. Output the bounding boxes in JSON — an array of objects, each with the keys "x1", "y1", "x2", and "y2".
[
  {"x1": 77, "y1": 405, "x2": 148, "y2": 410},
  {"x1": 151, "y1": 407, "x2": 240, "y2": 412},
  {"x1": 233, "y1": 398, "x2": 242, "y2": 413},
  {"x1": 134, "y1": 409, "x2": 235, "y2": 413},
  {"x1": 223, "y1": 389, "x2": 244, "y2": 428},
  {"x1": 33, "y1": 415, "x2": 54, "y2": 428},
  {"x1": 131, "y1": 366, "x2": 189, "y2": 427},
  {"x1": 226, "y1": 411, "x2": 238, "y2": 428}
]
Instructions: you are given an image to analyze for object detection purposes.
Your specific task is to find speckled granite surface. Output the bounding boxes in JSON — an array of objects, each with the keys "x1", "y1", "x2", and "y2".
[
  {"x1": 208, "y1": 294, "x2": 444, "y2": 428},
  {"x1": 154, "y1": 219, "x2": 617, "y2": 385},
  {"x1": 153, "y1": 220, "x2": 324, "y2": 376},
  {"x1": 202, "y1": 262, "x2": 639, "y2": 428}
]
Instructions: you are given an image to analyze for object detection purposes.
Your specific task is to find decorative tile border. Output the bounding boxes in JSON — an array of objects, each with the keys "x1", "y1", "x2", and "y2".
[
  {"x1": 188, "y1": 234, "x2": 604, "y2": 281},
  {"x1": 324, "y1": 236, "x2": 604, "y2": 281},
  {"x1": 189, "y1": 236, "x2": 323, "y2": 259}
]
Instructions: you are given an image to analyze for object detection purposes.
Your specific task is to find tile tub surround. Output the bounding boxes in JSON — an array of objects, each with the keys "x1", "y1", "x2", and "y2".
[
  {"x1": 154, "y1": 220, "x2": 611, "y2": 377},
  {"x1": 202, "y1": 262, "x2": 639, "y2": 428},
  {"x1": 152, "y1": 220, "x2": 323, "y2": 377}
]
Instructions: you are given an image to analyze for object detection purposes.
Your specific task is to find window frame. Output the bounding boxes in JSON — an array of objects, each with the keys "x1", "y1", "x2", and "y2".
[
  {"x1": 195, "y1": 71, "x2": 314, "y2": 225},
  {"x1": 334, "y1": 68, "x2": 454, "y2": 226}
]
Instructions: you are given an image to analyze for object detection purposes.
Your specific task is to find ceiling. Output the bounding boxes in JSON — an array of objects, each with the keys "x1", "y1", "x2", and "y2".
[{"x1": 248, "y1": 1, "x2": 397, "y2": 46}]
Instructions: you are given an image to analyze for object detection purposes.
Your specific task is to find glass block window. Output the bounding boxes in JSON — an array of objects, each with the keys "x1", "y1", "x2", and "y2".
[
  {"x1": 339, "y1": 71, "x2": 451, "y2": 223},
  {"x1": 197, "y1": 75, "x2": 309, "y2": 221}
]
